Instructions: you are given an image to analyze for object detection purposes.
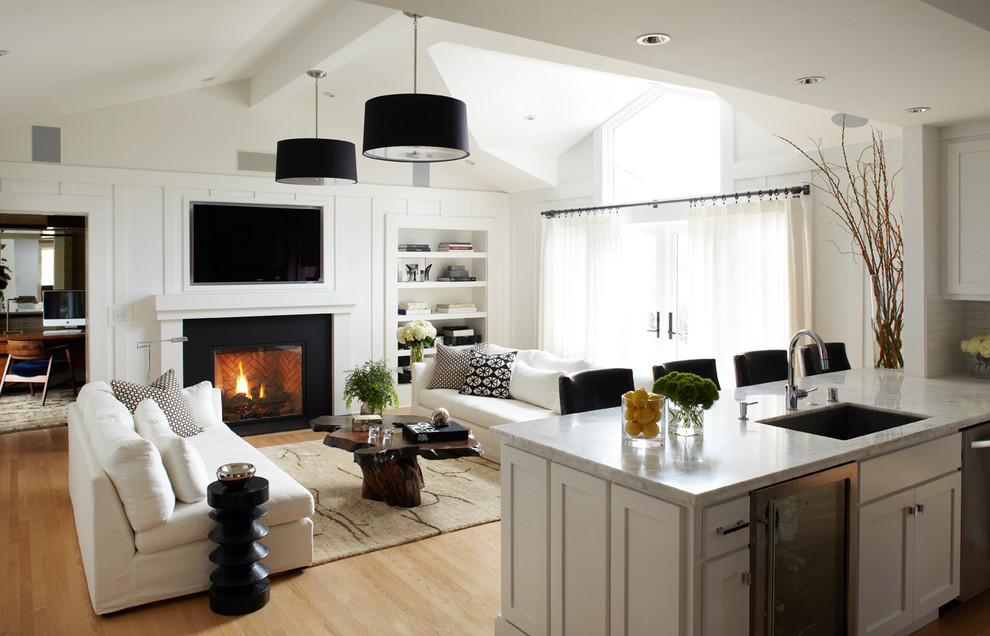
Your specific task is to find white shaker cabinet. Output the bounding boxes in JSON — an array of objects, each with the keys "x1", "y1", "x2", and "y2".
[
  {"x1": 944, "y1": 136, "x2": 990, "y2": 298},
  {"x1": 857, "y1": 435, "x2": 961, "y2": 636},
  {"x1": 496, "y1": 446, "x2": 682, "y2": 636}
]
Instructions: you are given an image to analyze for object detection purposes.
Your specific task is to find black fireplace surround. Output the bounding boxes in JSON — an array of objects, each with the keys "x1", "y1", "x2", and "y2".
[{"x1": 183, "y1": 314, "x2": 332, "y2": 436}]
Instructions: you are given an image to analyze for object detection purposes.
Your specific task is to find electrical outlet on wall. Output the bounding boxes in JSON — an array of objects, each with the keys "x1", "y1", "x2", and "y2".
[{"x1": 109, "y1": 305, "x2": 131, "y2": 324}]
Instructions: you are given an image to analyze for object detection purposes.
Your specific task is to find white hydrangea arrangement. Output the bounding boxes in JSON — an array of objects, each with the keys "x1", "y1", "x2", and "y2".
[
  {"x1": 961, "y1": 335, "x2": 990, "y2": 377},
  {"x1": 396, "y1": 319, "x2": 437, "y2": 349}
]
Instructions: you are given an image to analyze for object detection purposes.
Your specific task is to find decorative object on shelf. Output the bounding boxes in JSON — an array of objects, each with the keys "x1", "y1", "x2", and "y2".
[
  {"x1": 396, "y1": 319, "x2": 437, "y2": 365},
  {"x1": 424, "y1": 264, "x2": 432, "y2": 281},
  {"x1": 216, "y1": 462, "x2": 256, "y2": 490},
  {"x1": 652, "y1": 372, "x2": 719, "y2": 436},
  {"x1": 275, "y1": 70, "x2": 357, "y2": 186},
  {"x1": 362, "y1": 13, "x2": 469, "y2": 163},
  {"x1": 431, "y1": 407, "x2": 451, "y2": 428},
  {"x1": 780, "y1": 126, "x2": 903, "y2": 369},
  {"x1": 404, "y1": 263, "x2": 419, "y2": 282},
  {"x1": 961, "y1": 336, "x2": 990, "y2": 378},
  {"x1": 343, "y1": 359, "x2": 399, "y2": 415},
  {"x1": 621, "y1": 388, "x2": 664, "y2": 446},
  {"x1": 207, "y1": 474, "x2": 270, "y2": 615}
]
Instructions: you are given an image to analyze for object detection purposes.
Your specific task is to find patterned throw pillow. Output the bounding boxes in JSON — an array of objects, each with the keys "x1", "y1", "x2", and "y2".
[
  {"x1": 428, "y1": 342, "x2": 487, "y2": 389},
  {"x1": 459, "y1": 350, "x2": 517, "y2": 399},
  {"x1": 111, "y1": 369, "x2": 203, "y2": 438}
]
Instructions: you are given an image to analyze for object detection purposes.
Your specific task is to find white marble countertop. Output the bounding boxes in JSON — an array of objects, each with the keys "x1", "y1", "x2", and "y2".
[{"x1": 490, "y1": 369, "x2": 990, "y2": 507}]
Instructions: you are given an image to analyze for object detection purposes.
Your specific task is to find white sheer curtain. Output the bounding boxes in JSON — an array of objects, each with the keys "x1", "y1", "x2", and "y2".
[
  {"x1": 686, "y1": 197, "x2": 812, "y2": 384},
  {"x1": 539, "y1": 212, "x2": 623, "y2": 365}
]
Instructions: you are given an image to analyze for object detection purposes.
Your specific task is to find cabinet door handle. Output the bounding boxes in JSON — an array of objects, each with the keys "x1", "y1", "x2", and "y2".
[
  {"x1": 906, "y1": 505, "x2": 917, "y2": 516},
  {"x1": 741, "y1": 570, "x2": 751, "y2": 586},
  {"x1": 972, "y1": 440, "x2": 990, "y2": 449},
  {"x1": 716, "y1": 519, "x2": 750, "y2": 536},
  {"x1": 916, "y1": 503, "x2": 925, "y2": 515}
]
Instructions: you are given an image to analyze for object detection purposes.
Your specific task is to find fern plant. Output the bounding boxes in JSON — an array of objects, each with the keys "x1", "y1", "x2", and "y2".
[{"x1": 342, "y1": 359, "x2": 399, "y2": 414}]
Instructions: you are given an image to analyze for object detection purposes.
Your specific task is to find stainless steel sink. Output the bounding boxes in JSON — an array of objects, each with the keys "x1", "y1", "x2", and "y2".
[{"x1": 758, "y1": 403, "x2": 929, "y2": 440}]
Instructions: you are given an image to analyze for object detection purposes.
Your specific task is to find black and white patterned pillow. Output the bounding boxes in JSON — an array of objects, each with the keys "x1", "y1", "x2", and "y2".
[
  {"x1": 428, "y1": 342, "x2": 487, "y2": 390},
  {"x1": 111, "y1": 369, "x2": 203, "y2": 438},
  {"x1": 459, "y1": 350, "x2": 517, "y2": 399}
]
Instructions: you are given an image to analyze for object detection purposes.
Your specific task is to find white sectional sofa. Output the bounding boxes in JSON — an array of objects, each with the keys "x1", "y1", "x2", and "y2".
[
  {"x1": 410, "y1": 344, "x2": 593, "y2": 463},
  {"x1": 68, "y1": 380, "x2": 314, "y2": 614}
]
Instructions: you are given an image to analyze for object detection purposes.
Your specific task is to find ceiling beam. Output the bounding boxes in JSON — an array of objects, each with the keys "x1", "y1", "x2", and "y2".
[{"x1": 248, "y1": 2, "x2": 406, "y2": 109}]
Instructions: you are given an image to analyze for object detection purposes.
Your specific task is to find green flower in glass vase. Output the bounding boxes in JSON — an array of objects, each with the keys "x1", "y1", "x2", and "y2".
[
  {"x1": 396, "y1": 319, "x2": 437, "y2": 363},
  {"x1": 652, "y1": 372, "x2": 719, "y2": 435}
]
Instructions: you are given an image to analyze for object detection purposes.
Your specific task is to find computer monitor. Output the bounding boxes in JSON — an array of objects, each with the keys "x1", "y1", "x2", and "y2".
[{"x1": 42, "y1": 289, "x2": 86, "y2": 329}]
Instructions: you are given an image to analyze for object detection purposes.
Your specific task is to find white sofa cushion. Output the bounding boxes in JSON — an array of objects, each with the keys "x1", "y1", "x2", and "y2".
[
  {"x1": 530, "y1": 350, "x2": 593, "y2": 373},
  {"x1": 134, "y1": 399, "x2": 209, "y2": 504},
  {"x1": 181, "y1": 380, "x2": 224, "y2": 429},
  {"x1": 89, "y1": 411, "x2": 175, "y2": 532},
  {"x1": 135, "y1": 424, "x2": 315, "y2": 555},
  {"x1": 509, "y1": 360, "x2": 564, "y2": 414},
  {"x1": 486, "y1": 343, "x2": 538, "y2": 367},
  {"x1": 418, "y1": 388, "x2": 551, "y2": 429},
  {"x1": 111, "y1": 369, "x2": 203, "y2": 438}
]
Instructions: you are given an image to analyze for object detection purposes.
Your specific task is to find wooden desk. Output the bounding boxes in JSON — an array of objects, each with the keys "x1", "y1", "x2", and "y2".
[{"x1": 0, "y1": 331, "x2": 86, "y2": 381}]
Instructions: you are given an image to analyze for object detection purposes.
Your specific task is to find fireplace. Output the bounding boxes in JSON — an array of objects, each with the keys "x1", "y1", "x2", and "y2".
[{"x1": 182, "y1": 314, "x2": 333, "y2": 435}]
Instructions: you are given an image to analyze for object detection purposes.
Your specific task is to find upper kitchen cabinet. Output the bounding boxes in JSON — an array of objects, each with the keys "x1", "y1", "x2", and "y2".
[{"x1": 945, "y1": 136, "x2": 990, "y2": 298}]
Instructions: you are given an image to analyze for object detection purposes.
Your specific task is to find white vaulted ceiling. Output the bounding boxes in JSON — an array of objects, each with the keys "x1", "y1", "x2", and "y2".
[{"x1": 3, "y1": 0, "x2": 989, "y2": 191}]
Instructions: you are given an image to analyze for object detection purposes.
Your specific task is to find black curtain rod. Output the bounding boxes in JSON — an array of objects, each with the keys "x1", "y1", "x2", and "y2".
[{"x1": 540, "y1": 184, "x2": 811, "y2": 218}]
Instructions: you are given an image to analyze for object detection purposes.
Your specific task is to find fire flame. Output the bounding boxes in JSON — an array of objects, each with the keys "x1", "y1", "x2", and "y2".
[
  {"x1": 235, "y1": 361, "x2": 252, "y2": 399},
  {"x1": 259, "y1": 382, "x2": 266, "y2": 399}
]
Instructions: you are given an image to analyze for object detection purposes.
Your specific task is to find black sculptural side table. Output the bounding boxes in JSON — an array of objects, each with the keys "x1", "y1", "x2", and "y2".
[{"x1": 207, "y1": 476, "x2": 271, "y2": 615}]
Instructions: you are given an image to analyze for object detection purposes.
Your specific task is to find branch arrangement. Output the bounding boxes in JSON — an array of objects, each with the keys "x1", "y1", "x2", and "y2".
[{"x1": 780, "y1": 127, "x2": 904, "y2": 368}]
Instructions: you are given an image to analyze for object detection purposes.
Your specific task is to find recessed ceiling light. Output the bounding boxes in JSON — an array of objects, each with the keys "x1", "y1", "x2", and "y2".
[
  {"x1": 636, "y1": 33, "x2": 671, "y2": 46},
  {"x1": 201, "y1": 76, "x2": 215, "y2": 82},
  {"x1": 830, "y1": 112, "x2": 869, "y2": 128},
  {"x1": 524, "y1": 114, "x2": 537, "y2": 121},
  {"x1": 0, "y1": 50, "x2": 9, "y2": 57},
  {"x1": 323, "y1": 91, "x2": 335, "y2": 98},
  {"x1": 794, "y1": 76, "x2": 826, "y2": 85},
  {"x1": 465, "y1": 159, "x2": 475, "y2": 166},
  {"x1": 905, "y1": 106, "x2": 931, "y2": 113}
]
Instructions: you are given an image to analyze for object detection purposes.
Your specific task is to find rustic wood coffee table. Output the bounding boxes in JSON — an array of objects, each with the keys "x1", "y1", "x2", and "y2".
[{"x1": 313, "y1": 414, "x2": 483, "y2": 508}]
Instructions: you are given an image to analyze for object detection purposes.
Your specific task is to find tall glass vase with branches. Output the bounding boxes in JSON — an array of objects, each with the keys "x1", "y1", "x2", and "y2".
[{"x1": 781, "y1": 127, "x2": 904, "y2": 369}]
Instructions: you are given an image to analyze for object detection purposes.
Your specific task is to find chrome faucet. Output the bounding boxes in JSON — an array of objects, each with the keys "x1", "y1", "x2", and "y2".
[{"x1": 786, "y1": 329, "x2": 829, "y2": 410}]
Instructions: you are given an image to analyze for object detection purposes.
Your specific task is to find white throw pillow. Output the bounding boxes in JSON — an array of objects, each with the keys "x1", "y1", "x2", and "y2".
[
  {"x1": 181, "y1": 380, "x2": 223, "y2": 428},
  {"x1": 509, "y1": 360, "x2": 564, "y2": 414},
  {"x1": 486, "y1": 344, "x2": 537, "y2": 367},
  {"x1": 135, "y1": 399, "x2": 209, "y2": 503},
  {"x1": 530, "y1": 350, "x2": 593, "y2": 373},
  {"x1": 89, "y1": 411, "x2": 175, "y2": 532}
]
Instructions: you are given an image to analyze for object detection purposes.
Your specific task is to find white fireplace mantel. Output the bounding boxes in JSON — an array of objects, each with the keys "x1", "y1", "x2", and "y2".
[{"x1": 152, "y1": 289, "x2": 358, "y2": 414}]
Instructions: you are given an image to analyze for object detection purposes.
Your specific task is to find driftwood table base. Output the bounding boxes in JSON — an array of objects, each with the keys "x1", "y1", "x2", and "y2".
[{"x1": 319, "y1": 414, "x2": 483, "y2": 508}]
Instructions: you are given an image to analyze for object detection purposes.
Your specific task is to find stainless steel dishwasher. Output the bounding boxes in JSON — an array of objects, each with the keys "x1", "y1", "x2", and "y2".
[
  {"x1": 751, "y1": 462, "x2": 858, "y2": 635},
  {"x1": 961, "y1": 421, "x2": 990, "y2": 602}
]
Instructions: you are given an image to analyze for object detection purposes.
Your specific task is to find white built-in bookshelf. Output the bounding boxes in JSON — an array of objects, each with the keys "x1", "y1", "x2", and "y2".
[{"x1": 385, "y1": 215, "x2": 499, "y2": 404}]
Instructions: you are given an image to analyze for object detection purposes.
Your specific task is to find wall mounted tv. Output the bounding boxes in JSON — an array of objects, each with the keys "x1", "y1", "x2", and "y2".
[
  {"x1": 190, "y1": 203, "x2": 324, "y2": 285},
  {"x1": 42, "y1": 289, "x2": 86, "y2": 328}
]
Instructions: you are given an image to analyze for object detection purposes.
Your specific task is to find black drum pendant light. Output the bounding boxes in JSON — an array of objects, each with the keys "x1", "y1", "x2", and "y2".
[
  {"x1": 362, "y1": 13, "x2": 470, "y2": 162},
  {"x1": 276, "y1": 70, "x2": 357, "y2": 185}
]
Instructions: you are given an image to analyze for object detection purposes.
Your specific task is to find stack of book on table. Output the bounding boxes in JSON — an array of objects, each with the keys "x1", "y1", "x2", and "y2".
[
  {"x1": 438, "y1": 242, "x2": 472, "y2": 251},
  {"x1": 399, "y1": 243, "x2": 430, "y2": 252},
  {"x1": 398, "y1": 301, "x2": 431, "y2": 316},
  {"x1": 436, "y1": 303, "x2": 476, "y2": 313},
  {"x1": 441, "y1": 325, "x2": 478, "y2": 346}
]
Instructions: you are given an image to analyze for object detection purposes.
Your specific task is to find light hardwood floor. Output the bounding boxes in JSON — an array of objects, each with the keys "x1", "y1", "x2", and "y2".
[
  {"x1": 3, "y1": 424, "x2": 989, "y2": 635},
  {"x1": 0, "y1": 426, "x2": 499, "y2": 635}
]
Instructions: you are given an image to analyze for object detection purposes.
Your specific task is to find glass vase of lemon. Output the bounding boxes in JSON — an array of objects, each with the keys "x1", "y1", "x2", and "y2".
[{"x1": 621, "y1": 388, "x2": 665, "y2": 447}]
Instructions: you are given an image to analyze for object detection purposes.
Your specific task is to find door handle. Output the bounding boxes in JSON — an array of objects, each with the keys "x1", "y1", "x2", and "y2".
[
  {"x1": 667, "y1": 311, "x2": 675, "y2": 340},
  {"x1": 971, "y1": 440, "x2": 990, "y2": 449},
  {"x1": 716, "y1": 520, "x2": 750, "y2": 536}
]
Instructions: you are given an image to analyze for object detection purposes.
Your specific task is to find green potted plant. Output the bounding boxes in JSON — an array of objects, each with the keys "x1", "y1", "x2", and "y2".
[
  {"x1": 652, "y1": 371, "x2": 719, "y2": 436},
  {"x1": 343, "y1": 359, "x2": 400, "y2": 415}
]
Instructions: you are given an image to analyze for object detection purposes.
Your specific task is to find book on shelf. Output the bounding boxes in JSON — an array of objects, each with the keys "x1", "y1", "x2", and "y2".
[
  {"x1": 443, "y1": 335, "x2": 481, "y2": 346},
  {"x1": 436, "y1": 276, "x2": 477, "y2": 282},
  {"x1": 442, "y1": 327, "x2": 474, "y2": 336},
  {"x1": 438, "y1": 242, "x2": 473, "y2": 251},
  {"x1": 398, "y1": 309, "x2": 432, "y2": 315},
  {"x1": 399, "y1": 301, "x2": 429, "y2": 310},
  {"x1": 436, "y1": 302, "x2": 474, "y2": 308},
  {"x1": 436, "y1": 306, "x2": 476, "y2": 313},
  {"x1": 399, "y1": 244, "x2": 431, "y2": 251}
]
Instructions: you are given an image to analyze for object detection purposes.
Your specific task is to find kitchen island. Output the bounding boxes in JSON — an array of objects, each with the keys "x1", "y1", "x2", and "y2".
[{"x1": 491, "y1": 369, "x2": 990, "y2": 636}]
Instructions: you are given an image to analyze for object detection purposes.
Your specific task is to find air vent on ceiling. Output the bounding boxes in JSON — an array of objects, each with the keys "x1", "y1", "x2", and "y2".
[{"x1": 236, "y1": 150, "x2": 276, "y2": 174}]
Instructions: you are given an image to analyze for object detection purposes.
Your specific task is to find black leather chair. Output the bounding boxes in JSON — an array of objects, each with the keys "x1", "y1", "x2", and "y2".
[
  {"x1": 733, "y1": 350, "x2": 788, "y2": 388},
  {"x1": 652, "y1": 359, "x2": 721, "y2": 390},
  {"x1": 558, "y1": 368, "x2": 635, "y2": 415},
  {"x1": 799, "y1": 342, "x2": 852, "y2": 376}
]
